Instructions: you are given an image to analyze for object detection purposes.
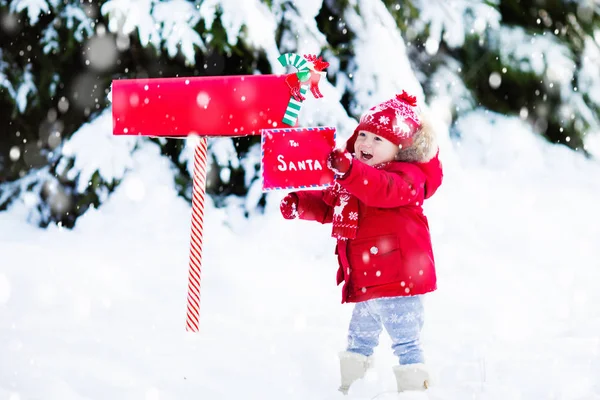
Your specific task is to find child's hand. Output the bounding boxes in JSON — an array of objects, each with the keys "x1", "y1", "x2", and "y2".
[
  {"x1": 327, "y1": 149, "x2": 353, "y2": 176},
  {"x1": 280, "y1": 193, "x2": 300, "y2": 219}
]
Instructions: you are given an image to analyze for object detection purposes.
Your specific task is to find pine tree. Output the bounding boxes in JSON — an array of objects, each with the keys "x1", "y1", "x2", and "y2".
[
  {"x1": 0, "y1": 0, "x2": 275, "y2": 226},
  {"x1": 2, "y1": 0, "x2": 598, "y2": 229},
  {"x1": 383, "y1": 0, "x2": 600, "y2": 153}
]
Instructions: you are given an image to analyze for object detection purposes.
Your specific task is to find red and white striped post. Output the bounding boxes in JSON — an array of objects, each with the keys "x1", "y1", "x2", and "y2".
[{"x1": 186, "y1": 137, "x2": 207, "y2": 332}]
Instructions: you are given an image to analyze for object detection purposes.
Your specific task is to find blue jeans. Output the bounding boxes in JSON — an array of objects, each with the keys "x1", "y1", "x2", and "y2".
[{"x1": 346, "y1": 296, "x2": 425, "y2": 365}]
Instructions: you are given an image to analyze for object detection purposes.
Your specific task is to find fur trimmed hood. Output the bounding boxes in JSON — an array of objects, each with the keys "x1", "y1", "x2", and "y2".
[{"x1": 395, "y1": 112, "x2": 438, "y2": 163}]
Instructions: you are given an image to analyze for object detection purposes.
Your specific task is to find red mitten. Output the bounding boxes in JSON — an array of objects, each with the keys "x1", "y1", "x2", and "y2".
[
  {"x1": 327, "y1": 148, "x2": 353, "y2": 176},
  {"x1": 280, "y1": 193, "x2": 300, "y2": 220}
]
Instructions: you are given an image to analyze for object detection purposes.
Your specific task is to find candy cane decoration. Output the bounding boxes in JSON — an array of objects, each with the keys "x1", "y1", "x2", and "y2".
[
  {"x1": 282, "y1": 87, "x2": 309, "y2": 126},
  {"x1": 186, "y1": 137, "x2": 208, "y2": 332},
  {"x1": 278, "y1": 53, "x2": 311, "y2": 126},
  {"x1": 278, "y1": 53, "x2": 332, "y2": 127},
  {"x1": 279, "y1": 53, "x2": 310, "y2": 76}
]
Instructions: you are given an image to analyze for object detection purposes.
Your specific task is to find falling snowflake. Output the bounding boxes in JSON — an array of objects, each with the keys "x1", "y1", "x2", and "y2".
[
  {"x1": 85, "y1": 34, "x2": 118, "y2": 72},
  {"x1": 349, "y1": 212, "x2": 358, "y2": 220},
  {"x1": 196, "y1": 92, "x2": 210, "y2": 108},
  {"x1": 378, "y1": 115, "x2": 390, "y2": 125},
  {"x1": 489, "y1": 72, "x2": 502, "y2": 89},
  {"x1": 404, "y1": 312, "x2": 416, "y2": 322}
]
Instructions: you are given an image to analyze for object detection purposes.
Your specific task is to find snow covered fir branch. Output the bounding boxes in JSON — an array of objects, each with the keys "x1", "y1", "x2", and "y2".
[{"x1": 0, "y1": 0, "x2": 599, "y2": 228}]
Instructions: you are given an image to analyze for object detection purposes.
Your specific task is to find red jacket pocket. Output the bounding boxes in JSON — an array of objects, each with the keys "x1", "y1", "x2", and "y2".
[{"x1": 348, "y1": 234, "x2": 402, "y2": 288}]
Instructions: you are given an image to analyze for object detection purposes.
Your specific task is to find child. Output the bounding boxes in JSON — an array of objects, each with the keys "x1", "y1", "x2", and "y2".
[{"x1": 279, "y1": 92, "x2": 443, "y2": 395}]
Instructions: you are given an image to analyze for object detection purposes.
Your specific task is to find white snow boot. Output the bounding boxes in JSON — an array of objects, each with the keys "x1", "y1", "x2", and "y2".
[
  {"x1": 338, "y1": 351, "x2": 372, "y2": 395},
  {"x1": 393, "y1": 363, "x2": 430, "y2": 392}
]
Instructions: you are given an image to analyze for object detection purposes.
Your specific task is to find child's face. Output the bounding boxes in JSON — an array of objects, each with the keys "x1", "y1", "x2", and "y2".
[{"x1": 353, "y1": 130, "x2": 399, "y2": 166}]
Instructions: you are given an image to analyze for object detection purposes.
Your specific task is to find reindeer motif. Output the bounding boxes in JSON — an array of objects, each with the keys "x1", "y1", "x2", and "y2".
[
  {"x1": 333, "y1": 194, "x2": 350, "y2": 221},
  {"x1": 285, "y1": 54, "x2": 330, "y2": 102}
]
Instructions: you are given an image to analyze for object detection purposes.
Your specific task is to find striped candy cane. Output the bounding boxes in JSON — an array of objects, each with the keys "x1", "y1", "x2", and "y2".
[
  {"x1": 281, "y1": 86, "x2": 309, "y2": 126},
  {"x1": 278, "y1": 53, "x2": 310, "y2": 74},
  {"x1": 278, "y1": 53, "x2": 311, "y2": 126},
  {"x1": 186, "y1": 137, "x2": 208, "y2": 332}
]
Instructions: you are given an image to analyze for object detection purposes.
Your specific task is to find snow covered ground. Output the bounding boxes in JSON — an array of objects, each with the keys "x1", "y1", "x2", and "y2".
[{"x1": 2, "y1": 109, "x2": 600, "y2": 400}]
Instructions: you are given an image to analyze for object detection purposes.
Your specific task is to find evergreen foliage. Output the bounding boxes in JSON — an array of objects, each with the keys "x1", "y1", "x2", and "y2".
[{"x1": 0, "y1": 0, "x2": 598, "y2": 228}]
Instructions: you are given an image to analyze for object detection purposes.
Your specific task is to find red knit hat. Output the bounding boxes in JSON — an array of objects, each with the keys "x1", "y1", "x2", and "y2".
[{"x1": 346, "y1": 91, "x2": 422, "y2": 153}]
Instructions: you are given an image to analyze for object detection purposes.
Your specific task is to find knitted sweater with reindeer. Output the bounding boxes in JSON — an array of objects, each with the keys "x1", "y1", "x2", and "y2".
[{"x1": 293, "y1": 153, "x2": 443, "y2": 303}]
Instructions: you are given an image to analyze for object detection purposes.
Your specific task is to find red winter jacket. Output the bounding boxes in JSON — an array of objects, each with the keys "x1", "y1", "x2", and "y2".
[{"x1": 294, "y1": 153, "x2": 443, "y2": 303}]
